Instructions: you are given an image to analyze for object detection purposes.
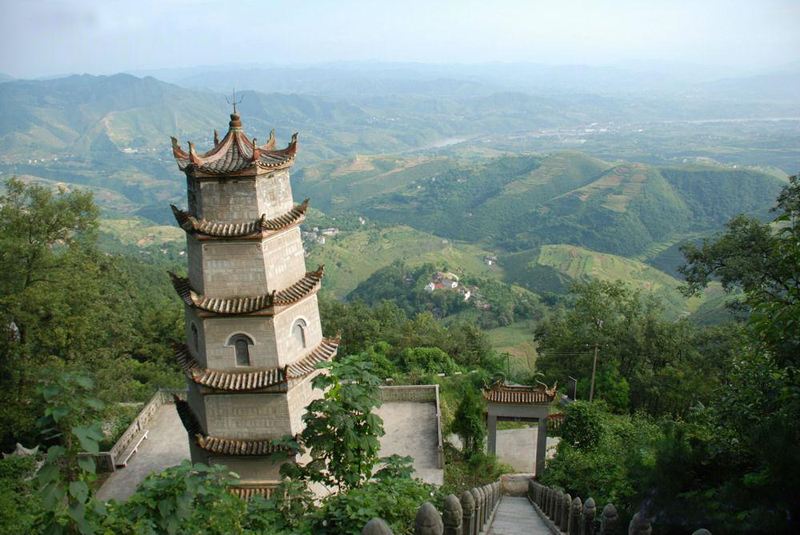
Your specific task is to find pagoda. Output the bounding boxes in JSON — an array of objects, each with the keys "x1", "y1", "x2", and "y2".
[{"x1": 169, "y1": 109, "x2": 338, "y2": 495}]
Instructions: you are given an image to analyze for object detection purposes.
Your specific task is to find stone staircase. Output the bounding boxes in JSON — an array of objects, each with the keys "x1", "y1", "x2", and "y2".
[{"x1": 487, "y1": 496, "x2": 550, "y2": 535}]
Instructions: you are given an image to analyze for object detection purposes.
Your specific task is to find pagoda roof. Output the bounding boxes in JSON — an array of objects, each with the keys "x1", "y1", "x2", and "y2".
[
  {"x1": 169, "y1": 266, "x2": 324, "y2": 315},
  {"x1": 171, "y1": 113, "x2": 297, "y2": 176},
  {"x1": 170, "y1": 199, "x2": 309, "y2": 239},
  {"x1": 482, "y1": 382, "x2": 557, "y2": 405},
  {"x1": 173, "y1": 337, "x2": 339, "y2": 391},
  {"x1": 174, "y1": 396, "x2": 298, "y2": 457}
]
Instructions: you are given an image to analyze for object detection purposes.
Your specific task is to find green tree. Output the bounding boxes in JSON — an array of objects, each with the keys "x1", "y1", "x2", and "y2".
[
  {"x1": 103, "y1": 461, "x2": 246, "y2": 535},
  {"x1": 450, "y1": 387, "x2": 485, "y2": 455},
  {"x1": 290, "y1": 355, "x2": 385, "y2": 491},
  {"x1": 681, "y1": 174, "x2": 800, "y2": 367},
  {"x1": 34, "y1": 373, "x2": 106, "y2": 535},
  {"x1": 536, "y1": 280, "x2": 736, "y2": 416}
]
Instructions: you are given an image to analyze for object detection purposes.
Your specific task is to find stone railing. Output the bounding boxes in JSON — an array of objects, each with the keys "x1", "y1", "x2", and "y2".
[
  {"x1": 528, "y1": 481, "x2": 712, "y2": 535},
  {"x1": 378, "y1": 384, "x2": 438, "y2": 402},
  {"x1": 379, "y1": 385, "x2": 444, "y2": 469},
  {"x1": 362, "y1": 480, "x2": 501, "y2": 535},
  {"x1": 81, "y1": 388, "x2": 187, "y2": 472},
  {"x1": 547, "y1": 413, "x2": 565, "y2": 435}
]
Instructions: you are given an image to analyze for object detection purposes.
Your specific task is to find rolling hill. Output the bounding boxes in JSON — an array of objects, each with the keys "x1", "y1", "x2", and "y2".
[{"x1": 296, "y1": 151, "x2": 787, "y2": 260}]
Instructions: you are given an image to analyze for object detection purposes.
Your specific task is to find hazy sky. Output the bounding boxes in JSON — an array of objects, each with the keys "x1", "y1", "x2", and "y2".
[{"x1": 1, "y1": 0, "x2": 798, "y2": 78}]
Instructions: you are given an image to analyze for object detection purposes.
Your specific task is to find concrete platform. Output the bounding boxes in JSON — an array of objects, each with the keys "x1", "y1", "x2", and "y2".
[
  {"x1": 98, "y1": 399, "x2": 443, "y2": 501},
  {"x1": 375, "y1": 400, "x2": 443, "y2": 486},
  {"x1": 96, "y1": 405, "x2": 190, "y2": 502}
]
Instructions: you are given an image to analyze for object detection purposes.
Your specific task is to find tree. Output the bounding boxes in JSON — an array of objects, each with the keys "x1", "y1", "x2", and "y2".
[
  {"x1": 450, "y1": 387, "x2": 485, "y2": 455},
  {"x1": 290, "y1": 355, "x2": 385, "y2": 491},
  {"x1": 34, "y1": 373, "x2": 106, "y2": 535},
  {"x1": 535, "y1": 280, "x2": 731, "y2": 416},
  {"x1": 681, "y1": 174, "x2": 800, "y2": 367}
]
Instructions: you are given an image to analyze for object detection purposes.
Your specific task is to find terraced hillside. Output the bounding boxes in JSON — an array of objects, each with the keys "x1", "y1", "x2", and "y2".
[{"x1": 297, "y1": 151, "x2": 787, "y2": 259}]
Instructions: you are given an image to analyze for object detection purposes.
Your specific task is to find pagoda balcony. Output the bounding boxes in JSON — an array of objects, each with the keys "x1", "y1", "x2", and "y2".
[
  {"x1": 169, "y1": 266, "x2": 324, "y2": 316},
  {"x1": 173, "y1": 337, "x2": 339, "y2": 391},
  {"x1": 174, "y1": 396, "x2": 299, "y2": 456},
  {"x1": 170, "y1": 199, "x2": 308, "y2": 240}
]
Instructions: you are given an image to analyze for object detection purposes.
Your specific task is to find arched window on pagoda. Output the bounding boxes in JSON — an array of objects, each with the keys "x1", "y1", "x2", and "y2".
[
  {"x1": 291, "y1": 319, "x2": 307, "y2": 350},
  {"x1": 228, "y1": 333, "x2": 254, "y2": 367},
  {"x1": 191, "y1": 323, "x2": 199, "y2": 352}
]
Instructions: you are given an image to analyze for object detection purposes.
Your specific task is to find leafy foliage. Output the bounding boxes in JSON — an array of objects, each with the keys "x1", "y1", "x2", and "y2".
[
  {"x1": 34, "y1": 373, "x2": 107, "y2": 535},
  {"x1": 681, "y1": 174, "x2": 800, "y2": 367},
  {"x1": 290, "y1": 355, "x2": 385, "y2": 491},
  {"x1": 311, "y1": 456, "x2": 442, "y2": 535},
  {"x1": 0, "y1": 178, "x2": 183, "y2": 450},
  {"x1": 535, "y1": 280, "x2": 743, "y2": 416},
  {"x1": 450, "y1": 387, "x2": 485, "y2": 455},
  {"x1": 103, "y1": 461, "x2": 246, "y2": 535}
]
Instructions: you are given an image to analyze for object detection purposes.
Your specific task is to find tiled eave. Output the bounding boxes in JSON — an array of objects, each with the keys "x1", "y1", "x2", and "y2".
[
  {"x1": 482, "y1": 383, "x2": 557, "y2": 405},
  {"x1": 171, "y1": 199, "x2": 309, "y2": 240},
  {"x1": 173, "y1": 337, "x2": 339, "y2": 391},
  {"x1": 174, "y1": 397, "x2": 299, "y2": 457},
  {"x1": 168, "y1": 266, "x2": 324, "y2": 316}
]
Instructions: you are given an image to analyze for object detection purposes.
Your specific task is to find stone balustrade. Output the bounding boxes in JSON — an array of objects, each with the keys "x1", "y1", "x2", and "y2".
[
  {"x1": 79, "y1": 388, "x2": 187, "y2": 472},
  {"x1": 528, "y1": 481, "x2": 712, "y2": 535},
  {"x1": 362, "y1": 480, "x2": 501, "y2": 535}
]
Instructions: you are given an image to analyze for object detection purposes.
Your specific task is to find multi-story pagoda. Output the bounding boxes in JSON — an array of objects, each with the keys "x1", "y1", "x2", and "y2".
[{"x1": 169, "y1": 109, "x2": 337, "y2": 495}]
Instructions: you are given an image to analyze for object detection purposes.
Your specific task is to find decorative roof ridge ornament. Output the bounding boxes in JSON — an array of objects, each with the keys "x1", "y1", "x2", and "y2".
[
  {"x1": 188, "y1": 141, "x2": 201, "y2": 165},
  {"x1": 252, "y1": 137, "x2": 260, "y2": 162},
  {"x1": 213, "y1": 129, "x2": 220, "y2": 146},
  {"x1": 263, "y1": 129, "x2": 276, "y2": 150},
  {"x1": 171, "y1": 136, "x2": 188, "y2": 159}
]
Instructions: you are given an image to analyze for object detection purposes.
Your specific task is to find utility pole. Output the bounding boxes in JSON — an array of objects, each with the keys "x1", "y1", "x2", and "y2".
[{"x1": 589, "y1": 343, "x2": 599, "y2": 402}]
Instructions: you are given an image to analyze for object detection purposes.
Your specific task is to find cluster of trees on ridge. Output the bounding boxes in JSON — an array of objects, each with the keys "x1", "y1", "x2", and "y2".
[{"x1": 0, "y1": 175, "x2": 798, "y2": 533}]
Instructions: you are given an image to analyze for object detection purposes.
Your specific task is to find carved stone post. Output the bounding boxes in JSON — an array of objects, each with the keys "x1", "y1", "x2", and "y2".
[
  {"x1": 691, "y1": 530, "x2": 712, "y2": 535},
  {"x1": 561, "y1": 493, "x2": 572, "y2": 533},
  {"x1": 460, "y1": 491, "x2": 476, "y2": 535},
  {"x1": 415, "y1": 502, "x2": 444, "y2": 535},
  {"x1": 363, "y1": 518, "x2": 394, "y2": 535},
  {"x1": 569, "y1": 496, "x2": 582, "y2": 535},
  {"x1": 548, "y1": 488, "x2": 556, "y2": 519},
  {"x1": 627, "y1": 511, "x2": 652, "y2": 535},
  {"x1": 583, "y1": 497, "x2": 597, "y2": 535},
  {"x1": 555, "y1": 491, "x2": 563, "y2": 529},
  {"x1": 470, "y1": 488, "x2": 482, "y2": 531},
  {"x1": 443, "y1": 494, "x2": 463, "y2": 535},
  {"x1": 599, "y1": 504, "x2": 618, "y2": 535},
  {"x1": 477, "y1": 487, "x2": 486, "y2": 528}
]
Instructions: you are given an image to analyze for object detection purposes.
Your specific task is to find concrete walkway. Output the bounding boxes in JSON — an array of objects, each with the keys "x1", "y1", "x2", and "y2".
[
  {"x1": 488, "y1": 496, "x2": 551, "y2": 535},
  {"x1": 97, "y1": 404, "x2": 190, "y2": 502}
]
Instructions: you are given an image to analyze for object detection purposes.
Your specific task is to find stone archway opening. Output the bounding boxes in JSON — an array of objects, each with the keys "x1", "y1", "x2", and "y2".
[{"x1": 483, "y1": 382, "x2": 557, "y2": 478}]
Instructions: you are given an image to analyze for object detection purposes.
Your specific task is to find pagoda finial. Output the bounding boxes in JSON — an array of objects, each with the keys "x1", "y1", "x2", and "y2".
[{"x1": 225, "y1": 88, "x2": 244, "y2": 129}]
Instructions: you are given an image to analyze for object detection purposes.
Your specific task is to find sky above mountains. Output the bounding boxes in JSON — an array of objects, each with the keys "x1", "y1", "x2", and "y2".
[{"x1": 1, "y1": 0, "x2": 799, "y2": 79}]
